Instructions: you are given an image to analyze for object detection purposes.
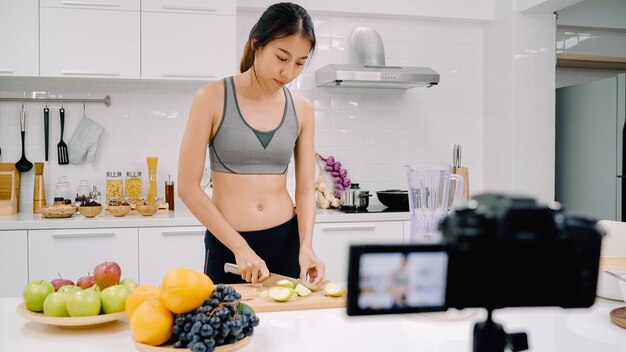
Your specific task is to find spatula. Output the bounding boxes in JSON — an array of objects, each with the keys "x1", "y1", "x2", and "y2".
[{"x1": 57, "y1": 107, "x2": 69, "y2": 165}]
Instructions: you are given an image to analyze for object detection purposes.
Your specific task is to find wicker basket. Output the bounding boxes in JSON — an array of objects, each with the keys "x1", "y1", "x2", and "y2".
[
  {"x1": 78, "y1": 205, "x2": 103, "y2": 218},
  {"x1": 41, "y1": 205, "x2": 76, "y2": 218},
  {"x1": 136, "y1": 203, "x2": 158, "y2": 216},
  {"x1": 107, "y1": 205, "x2": 131, "y2": 217}
]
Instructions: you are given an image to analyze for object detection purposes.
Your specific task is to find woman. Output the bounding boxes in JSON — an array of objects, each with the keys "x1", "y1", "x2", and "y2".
[{"x1": 178, "y1": 2, "x2": 325, "y2": 286}]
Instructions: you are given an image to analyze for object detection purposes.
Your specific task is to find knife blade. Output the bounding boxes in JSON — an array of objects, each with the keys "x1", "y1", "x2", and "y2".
[{"x1": 223, "y1": 263, "x2": 320, "y2": 291}]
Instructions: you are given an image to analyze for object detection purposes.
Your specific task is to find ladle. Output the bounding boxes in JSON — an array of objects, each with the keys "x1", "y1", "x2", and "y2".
[{"x1": 15, "y1": 103, "x2": 33, "y2": 172}]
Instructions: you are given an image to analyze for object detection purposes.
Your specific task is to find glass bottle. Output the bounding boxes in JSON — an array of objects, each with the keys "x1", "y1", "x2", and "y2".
[
  {"x1": 54, "y1": 176, "x2": 71, "y2": 202},
  {"x1": 126, "y1": 171, "x2": 143, "y2": 205},
  {"x1": 105, "y1": 172, "x2": 123, "y2": 204},
  {"x1": 165, "y1": 175, "x2": 175, "y2": 211}
]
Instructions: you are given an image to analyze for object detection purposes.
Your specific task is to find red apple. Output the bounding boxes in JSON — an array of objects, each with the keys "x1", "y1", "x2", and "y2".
[
  {"x1": 51, "y1": 273, "x2": 75, "y2": 292},
  {"x1": 93, "y1": 261, "x2": 121, "y2": 289},
  {"x1": 76, "y1": 273, "x2": 96, "y2": 289}
]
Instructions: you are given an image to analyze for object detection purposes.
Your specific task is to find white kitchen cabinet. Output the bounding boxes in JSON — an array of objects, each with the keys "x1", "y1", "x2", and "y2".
[
  {"x1": 28, "y1": 228, "x2": 139, "y2": 284},
  {"x1": 403, "y1": 220, "x2": 411, "y2": 244},
  {"x1": 142, "y1": 0, "x2": 234, "y2": 15},
  {"x1": 0, "y1": 231, "x2": 28, "y2": 298},
  {"x1": 313, "y1": 221, "x2": 403, "y2": 282},
  {"x1": 138, "y1": 226, "x2": 206, "y2": 285},
  {"x1": 39, "y1": 6, "x2": 140, "y2": 79},
  {"x1": 141, "y1": 8, "x2": 236, "y2": 80},
  {"x1": 0, "y1": 0, "x2": 39, "y2": 77}
]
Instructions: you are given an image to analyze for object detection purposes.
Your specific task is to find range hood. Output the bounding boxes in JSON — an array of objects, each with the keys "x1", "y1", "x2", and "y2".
[{"x1": 315, "y1": 26, "x2": 440, "y2": 89}]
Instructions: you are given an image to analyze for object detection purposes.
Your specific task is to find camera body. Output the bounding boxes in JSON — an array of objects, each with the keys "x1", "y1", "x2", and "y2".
[{"x1": 347, "y1": 193, "x2": 604, "y2": 316}]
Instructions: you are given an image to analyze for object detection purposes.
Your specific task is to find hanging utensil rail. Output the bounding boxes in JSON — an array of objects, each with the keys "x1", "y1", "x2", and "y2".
[{"x1": 0, "y1": 95, "x2": 111, "y2": 107}]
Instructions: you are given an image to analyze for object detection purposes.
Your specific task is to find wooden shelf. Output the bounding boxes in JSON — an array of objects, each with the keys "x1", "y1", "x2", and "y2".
[{"x1": 557, "y1": 54, "x2": 626, "y2": 71}]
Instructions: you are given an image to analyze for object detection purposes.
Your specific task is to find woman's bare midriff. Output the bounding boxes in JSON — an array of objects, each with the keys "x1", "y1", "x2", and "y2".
[{"x1": 211, "y1": 171, "x2": 296, "y2": 232}]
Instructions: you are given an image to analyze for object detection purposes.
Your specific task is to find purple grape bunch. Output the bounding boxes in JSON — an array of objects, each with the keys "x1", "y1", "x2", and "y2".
[{"x1": 322, "y1": 155, "x2": 351, "y2": 199}]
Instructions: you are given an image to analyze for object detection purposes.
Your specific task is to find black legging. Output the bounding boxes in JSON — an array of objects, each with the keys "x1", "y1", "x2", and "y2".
[{"x1": 204, "y1": 216, "x2": 301, "y2": 284}]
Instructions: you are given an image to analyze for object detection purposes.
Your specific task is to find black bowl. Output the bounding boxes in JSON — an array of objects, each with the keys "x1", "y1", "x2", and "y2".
[{"x1": 376, "y1": 190, "x2": 409, "y2": 210}]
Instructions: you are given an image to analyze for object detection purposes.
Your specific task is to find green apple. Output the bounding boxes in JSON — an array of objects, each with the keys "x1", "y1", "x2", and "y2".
[
  {"x1": 66, "y1": 289, "x2": 101, "y2": 317},
  {"x1": 294, "y1": 283, "x2": 312, "y2": 297},
  {"x1": 324, "y1": 282, "x2": 346, "y2": 297},
  {"x1": 23, "y1": 280, "x2": 55, "y2": 312},
  {"x1": 268, "y1": 286, "x2": 294, "y2": 302},
  {"x1": 119, "y1": 278, "x2": 138, "y2": 292},
  {"x1": 58, "y1": 285, "x2": 82, "y2": 294},
  {"x1": 100, "y1": 284, "x2": 131, "y2": 314},
  {"x1": 276, "y1": 279, "x2": 295, "y2": 289},
  {"x1": 43, "y1": 292, "x2": 70, "y2": 317}
]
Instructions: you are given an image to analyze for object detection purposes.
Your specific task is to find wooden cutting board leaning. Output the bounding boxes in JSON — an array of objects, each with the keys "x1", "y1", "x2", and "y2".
[{"x1": 230, "y1": 283, "x2": 346, "y2": 313}]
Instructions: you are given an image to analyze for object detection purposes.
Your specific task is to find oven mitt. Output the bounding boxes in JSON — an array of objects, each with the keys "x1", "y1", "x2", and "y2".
[{"x1": 68, "y1": 116, "x2": 105, "y2": 164}]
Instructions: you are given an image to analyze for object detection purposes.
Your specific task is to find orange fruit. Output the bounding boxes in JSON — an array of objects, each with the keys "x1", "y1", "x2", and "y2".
[
  {"x1": 125, "y1": 284, "x2": 160, "y2": 319},
  {"x1": 130, "y1": 299, "x2": 173, "y2": 346},
  {"x1": 159, "y1": 268, "x2": 214, "y2": 314}
]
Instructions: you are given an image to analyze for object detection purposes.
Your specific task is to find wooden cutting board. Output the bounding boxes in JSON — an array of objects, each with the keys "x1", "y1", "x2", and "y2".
[{"x1": 230, "y1": 283, "x2": 346, "y2": 313}]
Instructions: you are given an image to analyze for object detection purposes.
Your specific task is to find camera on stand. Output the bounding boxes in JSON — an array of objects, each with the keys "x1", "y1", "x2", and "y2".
[{"x1": 346, "y1": 193, "x2": 604, "y2": 352}]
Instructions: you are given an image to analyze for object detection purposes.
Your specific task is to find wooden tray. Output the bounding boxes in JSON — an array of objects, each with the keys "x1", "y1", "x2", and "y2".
[
  {"x1": 135, "y1": 336, "x2": 251, "y2": 352},
  {"x1": 230, "y1": 283, "x2": 346, "y2": 313},
  {"x1": 610, "y1": 306, "x2": 626, "y2": 329},
  {"x1": 16, "y1": 303, "x2": 125, "y2": 329}
]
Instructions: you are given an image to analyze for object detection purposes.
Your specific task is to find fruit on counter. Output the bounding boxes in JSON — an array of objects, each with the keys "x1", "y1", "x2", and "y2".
[
  {"x1": 100, "y1": 284, "x2": 131, "y2": 314},
  {"x1": 120, "y1": 278, "x2": 138, "y2": 292},
  {"x1": 130, "y1": 299, "x2": 173, "y2": 346},
  {"x1": 268, "y1": 286, "x2": 295, "y2": 302},
  {"x1": 23, "y1": 280, "x2": 55, "y2": 312},
  {"x1": 276, "y1": 279, "x2": 295, "y2": 289},
  {"x1": 57, "y1": 285, "x2": 82, "y2": 294},
  {"x1": 125, "y1": 284, "x2": 160, "y2": 319},
  {"x1": 159, "y1": 268, "x2": 215, "y2": 314},
  {"x1": 93, "y1": 261, "x2": 122, "y2": 290},
  {"x1": 324, "y1": 282, "x2": 347, "y2": 297},
  {"x1": 76, "y1": 273, "x2": 96, "y2": 289},
  {"x1": 51, "y1": 273, "x2": 75, "y2": 291},
  {"x1": 170, "y1": 284, "x2": 259, "y2": 350},
  {"x1": 43, "y1": 292, "x2": 70, "y2": 317},
  {"x1": 66, "y1": 289, "x2": 102, "y2": 317},
  {"x1": 294, "y1": 283, "x2": 312, "y2": 297}
]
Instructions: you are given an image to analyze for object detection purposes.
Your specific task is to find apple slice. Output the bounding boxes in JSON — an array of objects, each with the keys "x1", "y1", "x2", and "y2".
[
  {"x1": 275, "y1": 279, "x2": 295, "y2": 289},
  {"x1": 324, "y1": 282, "x2": 346, "y2": 297},
  {"x1": 268, "y1": 286, "x2": 294, "y2": 302},
  {"x1": 294, "y1": 283, "x2": 312, "y2": 297}
]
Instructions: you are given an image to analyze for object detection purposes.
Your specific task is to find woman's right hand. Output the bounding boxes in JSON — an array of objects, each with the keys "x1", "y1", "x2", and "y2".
[{"x1": 234, "y1": 249, "x2": 270, "y2": 284}]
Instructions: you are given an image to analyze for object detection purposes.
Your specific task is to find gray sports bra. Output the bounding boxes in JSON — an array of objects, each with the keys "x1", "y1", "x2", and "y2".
[{"x1": 208, "y1": 77, "x2": 299, "y2": 174}]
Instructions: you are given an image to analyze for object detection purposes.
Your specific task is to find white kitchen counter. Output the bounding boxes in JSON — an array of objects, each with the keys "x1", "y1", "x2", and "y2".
[
  {"x1": 0, "y1": 208, "x2": 410, "y2": 230},
  {"x1": 1, "y1": 297, "x2": 624, "y2": 352}
]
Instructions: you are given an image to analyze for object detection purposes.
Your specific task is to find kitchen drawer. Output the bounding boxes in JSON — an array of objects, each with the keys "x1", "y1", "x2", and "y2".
[
  {"x1": 142, "y1": 0, "x2": 234, "y2": 15},
  {"x1": 28, "y1": 228, "x2": 139, "y2": 285},
  {"x1": 0, "y1": 231, "x2": 28, "y2": 298},
  {"x1": 40, "y1": 0, "x2": 140, "y2": 11},
  {"x1": 313, "y1": 221, "x2": 403, "y2": 282},
  {"x1": 138, "y1": 226, "x2": 206, "y2": 285}
]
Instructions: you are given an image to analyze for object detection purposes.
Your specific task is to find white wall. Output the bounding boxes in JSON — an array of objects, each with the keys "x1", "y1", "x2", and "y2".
[{"x1": 557, "y1": 0, "x2": 626, "y2": 30}]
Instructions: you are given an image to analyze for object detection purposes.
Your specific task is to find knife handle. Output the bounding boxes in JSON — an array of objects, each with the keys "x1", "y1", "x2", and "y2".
[{"x1": 224, "y1": 263, "x2": 241, "y2": 275}]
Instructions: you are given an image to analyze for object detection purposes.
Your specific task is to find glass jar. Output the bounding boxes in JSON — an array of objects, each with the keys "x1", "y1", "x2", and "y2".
[
  {"x1": 77, "y1": 180, "x2": 91, "y2": 197},
  {"x1": 105, "y1": 172, "x2": 123, "y2": 204},
  {"x1": 126, "y1": 171, "x2": 143, "y2": 205},
  {"x1": 54, "y1": 176, "x2": 72, "y2": 202}
]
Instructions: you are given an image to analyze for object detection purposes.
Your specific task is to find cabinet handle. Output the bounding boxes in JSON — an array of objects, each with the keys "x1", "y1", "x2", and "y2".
[
  {"x1": 61, "y1": 70, "x2": 121, "y2": 76},
  {"x1": 61, "y1": 1, "x2": 121, "y2": 7},
  {"x1": 321, "y1": 225, "x2": 377, "y2": 232},
  {"x1": 52, "y1": 232, "x2": 116, "y2": 239},
  {"x1": 161, "y1": 230, "x2": 205, "y2": 236},
  {"x1": 161, "y1": 5, "x2": 217, "y2": 12},
  {"x1": 160, "y1": 73, "x2": 217, "y2": 78},
  {"x1": 0, "y1": 68, "x2": 15, "y2": 73}
]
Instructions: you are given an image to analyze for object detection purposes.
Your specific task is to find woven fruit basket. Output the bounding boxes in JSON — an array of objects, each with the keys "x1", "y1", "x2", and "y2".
[{"x1": 41, "y1": 205, "x2": 76, "y2": 218}]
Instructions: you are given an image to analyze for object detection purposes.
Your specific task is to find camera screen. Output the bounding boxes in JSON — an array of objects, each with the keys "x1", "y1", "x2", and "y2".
[{"x1": 347, "y1": 244, "x2": 448, "y2": 315}]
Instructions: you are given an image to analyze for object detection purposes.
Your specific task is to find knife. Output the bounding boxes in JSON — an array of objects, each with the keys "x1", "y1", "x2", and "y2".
[{"x1": 224, "y1": 263, "x2": 320, "y2": 291}]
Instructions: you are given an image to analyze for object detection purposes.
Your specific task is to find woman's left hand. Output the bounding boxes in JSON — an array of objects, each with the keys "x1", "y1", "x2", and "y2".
[{"x1": 299, "y1": 246, "x2": 326, "y2": 287}]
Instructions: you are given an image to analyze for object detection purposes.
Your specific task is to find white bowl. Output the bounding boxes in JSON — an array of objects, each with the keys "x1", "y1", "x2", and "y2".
[{"x1": 597, "y1": 270, "x2": 626, "y2": 301}]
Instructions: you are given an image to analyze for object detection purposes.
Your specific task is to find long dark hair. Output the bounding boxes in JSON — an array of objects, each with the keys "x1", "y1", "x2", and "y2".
[{"x1": 240, "y1": 2, "x2": 316, "y2": 73}]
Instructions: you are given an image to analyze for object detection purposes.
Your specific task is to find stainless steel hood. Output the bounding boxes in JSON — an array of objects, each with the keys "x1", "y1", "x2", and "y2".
[
  {"x1": 315, "y1": 26, "x2": 440, "y2": 89},
  {"x1": 315, "y1": 64, "x2": 439, "y2": 89}
]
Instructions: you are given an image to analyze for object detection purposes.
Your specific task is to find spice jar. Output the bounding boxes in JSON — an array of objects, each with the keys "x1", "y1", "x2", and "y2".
[
  {"x1": 126, "y1": 171, "x2": 143, "y2": 205},
  {"x1": 106, "y1": 172, "x2": 123, "y2": 204}
]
